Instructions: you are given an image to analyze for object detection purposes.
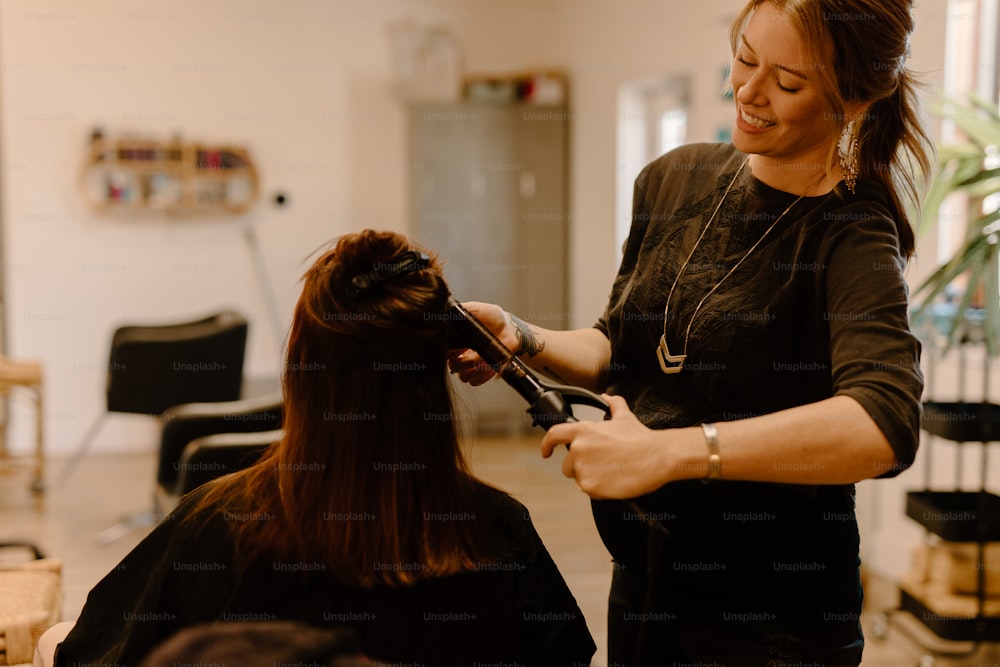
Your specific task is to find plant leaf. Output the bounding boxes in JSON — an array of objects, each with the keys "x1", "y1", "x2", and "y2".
[
  {"x1": 969, "y1": 93, "x2": 1000, "y2": 121},
  {"x1": 913, "y1": 232, "x2": 993, "y2": 304},
  {"x1": 912, "y1": 92, "x2": 1000, "y2": 353},
  {"x1": 950, "y1": 107, "x2": 1000, "y2": 148}
]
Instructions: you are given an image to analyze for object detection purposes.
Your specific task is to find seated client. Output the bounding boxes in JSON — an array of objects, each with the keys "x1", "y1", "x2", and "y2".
[{"x1": 53, "y1": 229, "x2": 596, "y2": 666}]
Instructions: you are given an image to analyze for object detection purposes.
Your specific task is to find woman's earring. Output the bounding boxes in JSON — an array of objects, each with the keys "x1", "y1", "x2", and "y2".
[{"x1": 838, "y1": 118, "x2": 859, "y2": 194}]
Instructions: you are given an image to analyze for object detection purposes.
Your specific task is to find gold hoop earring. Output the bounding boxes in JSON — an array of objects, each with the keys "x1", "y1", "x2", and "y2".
[{"x1": 838, "y1": 118, "x2": 859, "y2": 194}]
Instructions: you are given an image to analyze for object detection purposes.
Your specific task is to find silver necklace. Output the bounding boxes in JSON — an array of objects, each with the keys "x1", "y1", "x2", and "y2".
[{"x1": 656, "y1": 159, "x2": 803, "y2": 374}]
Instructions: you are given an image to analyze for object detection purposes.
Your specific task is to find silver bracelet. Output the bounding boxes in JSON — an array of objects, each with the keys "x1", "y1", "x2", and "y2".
[{"x1": 701, "y1": 422, "x2": 721, "y2": 482}]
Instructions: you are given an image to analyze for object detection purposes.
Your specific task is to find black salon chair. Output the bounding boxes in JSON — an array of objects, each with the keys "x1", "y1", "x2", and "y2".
[
  {"x1": 97, "y1": 392, "x2": 283, "y2": 544},
  {"x1": 154, "y1": 392, "x2": 283, "y2": 515},
  {"x1": 56, "y1": 310, "x2": 249, "y2": 489}
]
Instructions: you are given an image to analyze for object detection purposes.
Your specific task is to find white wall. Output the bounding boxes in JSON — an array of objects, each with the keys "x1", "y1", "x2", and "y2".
[
  {"x1": 548, "y1": 0, "x2": 741, "y2": 324},
  {"x1": 0, "y1": 0, "x2": 559, "y2": 455},
  {"x1": 0, "y1": 0, "x2": 964, "y2": 582}
]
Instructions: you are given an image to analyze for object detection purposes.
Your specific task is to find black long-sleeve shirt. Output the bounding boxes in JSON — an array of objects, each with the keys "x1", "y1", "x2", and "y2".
[{"x1": 591, "y1": 142, "x2": 923, "y2": 662}]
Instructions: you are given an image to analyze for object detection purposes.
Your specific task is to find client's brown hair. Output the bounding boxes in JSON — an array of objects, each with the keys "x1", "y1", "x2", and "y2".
[{"x1": 191, "y1": 229, "x2": 492, "y2": 586}]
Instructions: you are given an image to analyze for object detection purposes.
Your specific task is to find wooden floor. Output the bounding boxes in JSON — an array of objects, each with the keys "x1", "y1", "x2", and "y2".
[{"x1": 3, "y1": 434, "x2": 1000, "y2": 666}]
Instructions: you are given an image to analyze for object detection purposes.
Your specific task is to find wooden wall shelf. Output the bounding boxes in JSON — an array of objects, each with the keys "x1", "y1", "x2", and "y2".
[{"x1": 80, "y1": 129, "x2": 259, "y2": 215}]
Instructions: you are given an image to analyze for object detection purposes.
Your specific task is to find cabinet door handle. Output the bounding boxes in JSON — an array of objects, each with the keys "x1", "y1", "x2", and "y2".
[
  {"x1": 470, "y1": 172, "x2": 487, "y2": 197},
  {"x1": 520, "y1": 170, "x2": 536, "y2": 199},
  {"x1": 421, "y1": 175, "x2": 436, "y2": 198}
]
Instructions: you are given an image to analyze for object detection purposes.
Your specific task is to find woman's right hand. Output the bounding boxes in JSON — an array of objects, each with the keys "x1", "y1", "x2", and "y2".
[{"x1": 446, "y1": 301, "x2": 517, "y2": 386}]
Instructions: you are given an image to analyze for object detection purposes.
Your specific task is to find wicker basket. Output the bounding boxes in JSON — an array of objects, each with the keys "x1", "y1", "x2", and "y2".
[{"x1": 0, "y1": 558, "x2": 61, "y2": 666}]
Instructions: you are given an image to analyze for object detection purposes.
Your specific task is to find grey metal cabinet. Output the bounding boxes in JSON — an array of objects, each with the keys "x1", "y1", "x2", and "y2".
[{"x1": 407, "y1": 102, "x2": 569, "y2": 434}]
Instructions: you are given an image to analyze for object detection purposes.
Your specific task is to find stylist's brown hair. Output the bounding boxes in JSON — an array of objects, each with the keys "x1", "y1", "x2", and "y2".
[{"x1": 729, "y1": 0, "x2": 932, "y2": 259}]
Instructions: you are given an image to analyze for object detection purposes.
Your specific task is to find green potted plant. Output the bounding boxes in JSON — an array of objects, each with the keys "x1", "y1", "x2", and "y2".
[{"x1": 911, "y1": 94, "x2": 1000, "y2": 354}]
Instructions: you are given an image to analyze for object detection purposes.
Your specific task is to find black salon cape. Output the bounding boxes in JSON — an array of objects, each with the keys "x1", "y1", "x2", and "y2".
[{"x1": 55, "y1": 483, "x2": 595, "y2": 667}]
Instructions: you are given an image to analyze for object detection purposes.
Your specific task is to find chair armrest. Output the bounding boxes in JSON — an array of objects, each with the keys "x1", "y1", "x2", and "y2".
[
  {"x1": 164, "y1": 392, "x2": 283, "y2": 422},
  {"x1": 172, "y1": 429, "x2": 282, "y2": 497}
]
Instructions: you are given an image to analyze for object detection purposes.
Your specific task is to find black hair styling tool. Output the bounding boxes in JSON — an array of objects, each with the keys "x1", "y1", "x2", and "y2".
[{"x1": 445, "y1": 297, "x2": 610, "y2": 429}]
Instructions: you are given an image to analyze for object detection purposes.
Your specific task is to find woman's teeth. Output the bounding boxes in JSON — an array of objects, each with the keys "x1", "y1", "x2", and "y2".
[{"x1": 741, "y1": 109, "x2": 775, "y2": 128}]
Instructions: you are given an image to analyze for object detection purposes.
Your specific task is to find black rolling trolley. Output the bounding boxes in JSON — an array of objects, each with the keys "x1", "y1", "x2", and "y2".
[{"x1": 873, "y1": 318, "x2": 1000, "y2": 666}]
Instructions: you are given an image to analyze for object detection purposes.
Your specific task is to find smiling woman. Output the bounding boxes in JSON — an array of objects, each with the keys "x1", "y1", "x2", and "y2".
[
  {"x1": 729, "y1": 0, "x2": 930, "y2": 234},
  {"x1": 730, "y1": 3, "x2": 854, "y2": 186},
  {"x1": 446, "y1": 0, "x2": 934, "y2": 665}
]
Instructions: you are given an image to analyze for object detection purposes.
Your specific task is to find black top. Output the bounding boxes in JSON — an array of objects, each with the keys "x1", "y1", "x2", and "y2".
[
  {"x1": 597, "y1": 143, "x2": 922, "y2": 451},
  {"x1": 591, "y1": 143, "x2": 923, "y2": 659},
  {"x1": 55, "y1": 482, "x2": 596, "y2": 667}
]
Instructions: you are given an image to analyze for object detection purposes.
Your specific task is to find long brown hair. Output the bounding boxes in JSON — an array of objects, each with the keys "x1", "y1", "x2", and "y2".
[
  {"x1": 730, "y1": 0, "x2": 933, "y2": 258},
  {"x1": 190, "y1": 229, "x2": 493, "y2": 587}
]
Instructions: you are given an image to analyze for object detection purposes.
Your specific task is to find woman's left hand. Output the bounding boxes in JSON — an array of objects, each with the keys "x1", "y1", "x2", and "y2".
[{"x1": 540, "y1": 394, "x2": 674, "y2": 499}]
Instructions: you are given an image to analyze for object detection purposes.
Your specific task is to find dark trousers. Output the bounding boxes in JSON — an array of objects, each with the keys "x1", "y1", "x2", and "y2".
[
  {"x1": 607, "y1": 561, "x2": 690, "y2": 667},
  {"x1": 606, "y1": 559, "x2": 861, "y2": 667}
]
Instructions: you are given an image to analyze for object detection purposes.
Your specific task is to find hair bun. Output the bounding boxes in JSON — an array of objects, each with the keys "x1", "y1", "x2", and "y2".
[{"x1": 303, "y1": 230, "x2": 450, "y2": 343}]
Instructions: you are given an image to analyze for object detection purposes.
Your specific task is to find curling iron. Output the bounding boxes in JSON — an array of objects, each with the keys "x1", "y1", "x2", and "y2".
[{"x1": 445, "y1": 297, "x2": 611, "y2": 429}]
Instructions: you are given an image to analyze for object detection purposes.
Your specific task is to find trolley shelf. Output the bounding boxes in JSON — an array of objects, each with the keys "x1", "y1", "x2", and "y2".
[
  {"x1": 886, "y1": 328, "x2": 1000, "y2": 657},
  {"x1": 906, "y1": 490, "x2": 1000, "y2": 542},
  {"x1": 921, "y1": 401, "x2": 1000, "y2": 443},
  {"x1": 899, "y1": 587, "x2": 1000, "y2": 642}
]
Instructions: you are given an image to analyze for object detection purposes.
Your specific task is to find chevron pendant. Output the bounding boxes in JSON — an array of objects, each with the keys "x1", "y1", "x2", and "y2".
[{"x1": 656, "y1": 334, "x2": 685, "y2": 374}]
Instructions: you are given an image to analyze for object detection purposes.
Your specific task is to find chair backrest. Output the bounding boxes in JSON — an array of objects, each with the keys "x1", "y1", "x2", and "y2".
[
  {"x1": 106, "y1": 310, "x2": 248, "y2": 415},
  {"x1": 157, "y1": 392, "x2": 283, "y2": 491}
]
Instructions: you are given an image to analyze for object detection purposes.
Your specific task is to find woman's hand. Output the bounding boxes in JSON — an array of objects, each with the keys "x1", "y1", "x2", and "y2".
[
  {"x1": 540, "y1": 394, "x2": 681, "y2": 499},
  {"x1": 446, "y1": 301, "x2": 517, "y2": 386}
]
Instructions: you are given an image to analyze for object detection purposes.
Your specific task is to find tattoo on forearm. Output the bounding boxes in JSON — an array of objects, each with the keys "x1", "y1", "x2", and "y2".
[{"x1": 509, "y1": 313, "x2": 545, "y2": 357}]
